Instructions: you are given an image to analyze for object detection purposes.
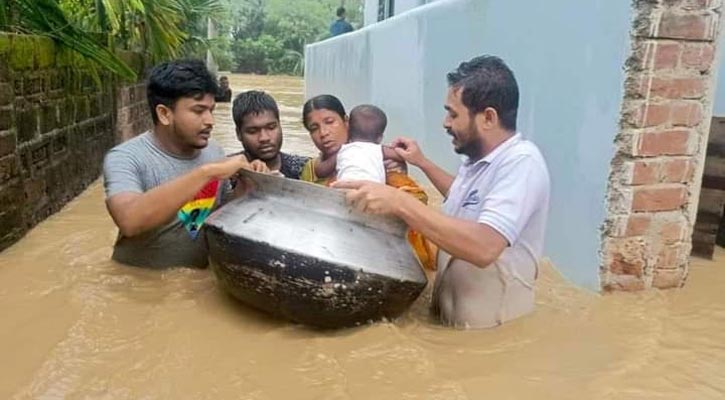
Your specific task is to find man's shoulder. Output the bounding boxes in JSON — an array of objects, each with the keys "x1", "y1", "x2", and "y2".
[
  {"x1": 505, "y1": 137, "x2": 546, "y2": 165},
  {"x1": 105, "y1": 131, "x2": 152, "y2": 162},
  {"x1": 112, "y1": 131, "x2": 150, "y2": 150}
]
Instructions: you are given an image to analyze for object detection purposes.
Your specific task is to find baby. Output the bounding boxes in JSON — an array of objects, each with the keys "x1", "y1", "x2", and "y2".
[{"x1": 314, "y1": 104, "x2": 402, "y2": 183}]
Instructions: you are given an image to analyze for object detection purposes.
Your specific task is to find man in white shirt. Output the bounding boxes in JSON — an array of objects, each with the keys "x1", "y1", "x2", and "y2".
[{"x1": 334, "y1": 55, "x2": 550, "y2": 329}]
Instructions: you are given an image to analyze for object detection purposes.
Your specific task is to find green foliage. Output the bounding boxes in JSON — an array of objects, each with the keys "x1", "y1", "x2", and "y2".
[
  {"x1": 7, "y1": 0, "x2": 136, "y2": 80},
  {"x1": 221, "y1": 0, "x2": 364, "y2": 76},
  {"x1": 0, "y1": 0, "x2": 8, "y2": 28},
  {"x1": 1, "y1": 0, "x2": 364, "y2": 78},
  {"x1": 231, "y1": 34, "x2": 283, "y2": 74}
]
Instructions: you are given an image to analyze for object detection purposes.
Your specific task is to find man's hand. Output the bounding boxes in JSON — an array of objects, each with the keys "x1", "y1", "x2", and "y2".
[
  {"x1": 249, "y1": 159, "x2": 270, "y2": 173},
  {"x1": 333, "y1": 180, "x2": 404, "y2": 215},
  {"x1": 206, "y1": 155, "x2": 251, "y2": 180},
  {"x1": 391, "y1": 137, "x2": 427, "y2": 167}
]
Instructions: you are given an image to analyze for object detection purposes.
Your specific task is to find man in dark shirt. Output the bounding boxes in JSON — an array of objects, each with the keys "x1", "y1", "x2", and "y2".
[
  {"x1": 232, "y1": 90, "x2": 309, "y2": 179},
  {"x1": 330, "y1": 7, "x2": 353, "y2": 37}
]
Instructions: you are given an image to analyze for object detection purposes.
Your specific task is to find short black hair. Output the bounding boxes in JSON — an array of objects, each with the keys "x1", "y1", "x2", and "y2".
[
  {"x1": 349, "y1": 104, "x2": 387, "y2": 142},
  {"x1": 233, "y1": 90, "x2": 280, "y2": 129},
  {"x1": 447, "y1": 55, "x2": 519, "y2": 131},
  {"x1": 302, "y1": 94, "x2": 347, "y2": 131},
  {"x1": 336, "y1": 7, "x2": 346, "y2": 17},
  {"x1": 146, "y1": 59, "x2": 219, "y2": 124}
]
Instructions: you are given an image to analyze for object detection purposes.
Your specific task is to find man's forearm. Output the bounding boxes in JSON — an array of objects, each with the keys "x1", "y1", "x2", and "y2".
[
  {"x1": 416, "y1": 158, "x2": 454, "y2": 197},
  {"x1": 109, "y1": 165, "x2": 217, "y2": 237},
  {"x1": 395, "y1": 194, "x2": 505, "y2": 268}
]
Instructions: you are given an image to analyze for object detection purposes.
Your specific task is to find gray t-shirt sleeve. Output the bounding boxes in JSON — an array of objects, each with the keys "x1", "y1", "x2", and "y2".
[{"x1": 103, "y1": 148, "x2": 144, "y2": 198}]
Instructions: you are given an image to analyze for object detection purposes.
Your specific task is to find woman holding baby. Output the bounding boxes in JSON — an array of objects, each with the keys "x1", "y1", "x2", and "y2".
[{"x1": 299, "y1": 94, "x2": 435, "y2": 270}]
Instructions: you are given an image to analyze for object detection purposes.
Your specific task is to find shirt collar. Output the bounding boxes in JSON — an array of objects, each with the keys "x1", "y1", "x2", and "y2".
[{"x1": 463, "y1": 132, "x2": 522, "y2": 167}]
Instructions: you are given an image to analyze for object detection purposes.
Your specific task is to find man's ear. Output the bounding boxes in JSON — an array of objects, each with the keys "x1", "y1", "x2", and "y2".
[
  {"x1": 156, "y1": 104, "x2": 173, "y2": 126},
  {"x1": 475, "y1": 107, "x2": 499, "y2": 131}
]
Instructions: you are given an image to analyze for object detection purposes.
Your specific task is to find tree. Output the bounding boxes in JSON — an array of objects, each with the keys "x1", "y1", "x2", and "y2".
[{"x1": 221, "y1": 0, "x2": 364, "y2": 76}]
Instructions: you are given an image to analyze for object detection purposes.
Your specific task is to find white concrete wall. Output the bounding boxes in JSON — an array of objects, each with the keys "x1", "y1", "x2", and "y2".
[
  {"x1": 395, "y1": 0, "x2": 425, "y2": 15},
  {"x1": 363, "y1": 0, "x2": 378, "y2": 26},
  {"x1": 306, "y1": 0, "x2": 632, "y2": 289},
  {"x1": 712, "y1": 30, "x2": 725, "y2": 116}
]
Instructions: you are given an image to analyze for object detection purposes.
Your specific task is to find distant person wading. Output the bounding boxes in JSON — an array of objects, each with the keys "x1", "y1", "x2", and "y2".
[{"x1": 330, "y1": 7, "x2": 354, "y2": 37}]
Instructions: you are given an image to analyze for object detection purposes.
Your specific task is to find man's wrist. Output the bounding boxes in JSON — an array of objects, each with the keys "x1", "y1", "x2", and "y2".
[
  {"x1": 415, "y1": 156, "x2": 432, "y2": 171},
  {"x1": 393, "y1": 189, "x2": 414, "y2": 219},
  {"x1": 199, "y1": 163, "x2": 218, "y2": 180}
]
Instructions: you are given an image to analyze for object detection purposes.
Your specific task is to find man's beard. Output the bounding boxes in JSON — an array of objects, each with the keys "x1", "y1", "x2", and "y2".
[
  {"x1": 451, "y1": 122, "x2": 482, "y2": 159},
  {"x1": 247, "y1": 137, "x2": 282, "y2": 162}
]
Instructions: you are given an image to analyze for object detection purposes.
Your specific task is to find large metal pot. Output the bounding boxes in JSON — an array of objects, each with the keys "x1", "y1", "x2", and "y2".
[{"x1": 205, "y1": 171, "x2": 428, "y2": 329}]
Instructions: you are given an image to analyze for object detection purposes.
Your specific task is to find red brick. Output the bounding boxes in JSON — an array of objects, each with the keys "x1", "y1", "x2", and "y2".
[
  {"x1": 626, "y1": 214, "x2": 652, "y2": 236},
  {"x1": 658, "y1": 244, "x2": 686, "y2": 266},
  {"x1": 610, "y1": 258, "x2": 645, "y2": 277},
  {"x1": 649, "y1": 78, "x2": 706, "y2": 99},
  {"x1": 604, "y1": 237, "x2": 648, "y2": 276},
  {"x1": 679, "y1": 0, "x2": 714, "y2": 11},
  {"x1": 632, "y1": 161, "x2": 659, "y2": 185},
  {"x1": 631, "y1": 103, "x2": 671, "y2": 128},
  {"x1": 662, "y1": 159, "x2": 694, "y2": 183},
  {"x1": 661, "y1": 220, "x2": 686, "y2": 243},
  {"x1": 658, "y1": 12, "x2": 713, "y2": 41},
  {"x1": 671, "y1": 102, "x2": 702, "y2": 127},
  {"x1": 682, "y1": 43, "x2": 715, "y2": 72},
  {"x1": 632, "y1": 186, "x2": 687, "y2": 211},
  {"x1": 654, "y1": 43, "x2": 681, "y2": 70},
  {"x1": 603, "y1": 274, "x2": 646, "y2": 292},
  {"x1": 637, "y1": 130, "x2": 691, "y2": 156},
  {"x1": 652, "y1": 268, "x2": 686, "y2": 289}
]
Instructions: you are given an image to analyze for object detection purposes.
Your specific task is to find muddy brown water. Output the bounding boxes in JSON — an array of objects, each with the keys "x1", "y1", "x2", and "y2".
[{"x1": 1, "y1": 74, "x2": 725, "y2": 399}]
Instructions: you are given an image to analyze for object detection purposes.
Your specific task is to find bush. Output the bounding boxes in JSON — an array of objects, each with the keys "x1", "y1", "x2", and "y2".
[{"x1": 232, "y1": 34, "x2": 284, "y2": 74}]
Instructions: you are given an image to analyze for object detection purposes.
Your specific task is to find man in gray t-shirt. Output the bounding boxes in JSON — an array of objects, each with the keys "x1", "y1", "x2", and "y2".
[
  {"x1": 104, "y1": 131, "x2": 228, "y2": 267},
  {"x1": 103, "y1": 60, "x2": 267, "y2": 269}
]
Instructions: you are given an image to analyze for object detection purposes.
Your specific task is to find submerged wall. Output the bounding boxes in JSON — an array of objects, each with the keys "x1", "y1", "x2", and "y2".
[
  {"x1": 0, "y1": 34, "x2": 150, "y2": 252},
  {"x1": 306, "y1": 0, "x2": 632, "y2": 289}
]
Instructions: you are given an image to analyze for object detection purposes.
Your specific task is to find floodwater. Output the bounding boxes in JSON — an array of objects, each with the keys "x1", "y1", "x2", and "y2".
[{"x1": 1, "y1": 74, "x2": 725, "y2": 399}]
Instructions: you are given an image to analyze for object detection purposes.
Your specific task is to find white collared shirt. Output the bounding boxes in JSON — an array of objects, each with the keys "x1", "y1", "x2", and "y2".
[{"x1": 443, "y1": 133, "x2": 550, "y2": 257}]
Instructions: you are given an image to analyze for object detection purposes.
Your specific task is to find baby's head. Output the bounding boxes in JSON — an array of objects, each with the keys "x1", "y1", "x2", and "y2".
[{"x1": 348, "y1": 104, "x2": 387, "y2": 144}]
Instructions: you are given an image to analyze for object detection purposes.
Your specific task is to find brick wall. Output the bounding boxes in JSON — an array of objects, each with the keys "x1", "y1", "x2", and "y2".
[
  {"x1": 116, "y1": 83, "x2": 151, "y2": 142},
  {"x1": 600, "y1": 0, "x2": 722, "y2": 290},
  {"x1": 0, "y1": 34, "x2": 149, "y2": 251},
  {"x1": 116, "y1": 51, "x2": 151, "y2": 142}
]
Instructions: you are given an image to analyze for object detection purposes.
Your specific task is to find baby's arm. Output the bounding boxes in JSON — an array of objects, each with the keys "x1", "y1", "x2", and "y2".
[
  {"x1": 382, "y1": 145, "x2": 405, "y2": 163},
  {"x1": 313, "y1": 153, "x2": 338, "y2": 178}
]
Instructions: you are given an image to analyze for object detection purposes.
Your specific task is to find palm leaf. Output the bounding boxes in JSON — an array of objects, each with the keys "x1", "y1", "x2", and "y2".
[
  {"x1": 0, "y1": 0, "x2": 8, "y2": 27},
  {"x1": 13, "y1": 0, "x2": 136, "y2": 80}
]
